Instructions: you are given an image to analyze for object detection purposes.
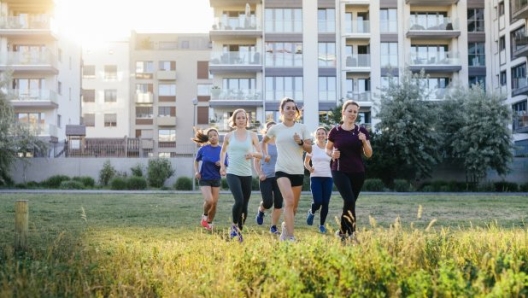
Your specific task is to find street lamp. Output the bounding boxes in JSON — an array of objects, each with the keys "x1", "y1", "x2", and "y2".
[{"x1": 192, "y1": 98, "x2": 198, "y2": 191}]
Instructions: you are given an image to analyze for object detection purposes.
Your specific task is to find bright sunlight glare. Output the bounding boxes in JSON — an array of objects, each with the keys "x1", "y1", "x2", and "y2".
[{"x1": 56, "y1": 0, "x2": 213, "y2": 45}]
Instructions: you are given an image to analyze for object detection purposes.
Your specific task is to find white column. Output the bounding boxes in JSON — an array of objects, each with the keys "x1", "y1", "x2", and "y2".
[{"x1": 302, "y1": 0, "x2": 319, "y2": 133}]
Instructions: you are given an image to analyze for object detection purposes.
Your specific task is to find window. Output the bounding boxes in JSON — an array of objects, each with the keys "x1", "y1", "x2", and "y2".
[
  {"x1": 159, "y1": 60, "x2": 175, "y2": 71},
  {"x1": 410, "y1": 45, "x2": 448, "y2": 64},
  {"x1": 82, "y1": 89, "x2": 95, "y2": 102},
  {"x1": 104, "y1": 113, "x2": 117, "y2": 127},
  {"x1": 512, "y1": 26, "x2": 526, "y2": 52},
  {"x1": 410, "y1": 12, "x2": 448, "y2": 30},
  {"x1": 136, "y1": 61, "x2": 154, "y2": 79},
  {"x1": 468, "y1": 42, "x2": 485, "y2": 66},
  {"x1": 136, "y1": 83, "x2": 154, "y2": 94},
  {"x1": 468, "y1": 8, "x2": 484, "y2": 32},
  {"x1": 158, "y1": 106, "x2": 173, "y2": 117},
  {"x1": 104, "y1": 65, "x2": 117, "y2": 80},
  {"x1": 57, "y1": 114, "x2": 61, "y2": 128},
  {"x1": 498, "y1": 2, "x2": 504, "y2": 16},
  {"x1": 265, "y1": 8, "x2": 302, "y2": 33},
  {"x1": 511, "y1": 64, "x2": 526, "y2": 90},
  {"x1": 57, "y1": 81, "x2": 62, "y2": 95},
  {"x1": 197, "y1": 84, "x2": 212, "y2": 96},
  {"x1": 318, "y1": 77, "x2": 336, "y2": 101},
  {"x1": 158, "y1": 84, "x2": 176, "y2": 96},
  {"x1": 318, "y1": 43, "x2": 336, "y2": 67},
  {"x1": 500, "y1": 71, "x2": 507, "y2": 86},
  {"x1": 318, "y1": 9, "x2": 335, "y2": 33},
  {"x1": 159, "y1": 129, "x2": 176, "y2": 142},
  {"x1": 265, "y1": 42, "x2": 303, "y2": 67},
  {"x1": 222, "y1": 78, "x2": 257, "y2": 99},
  {"x1": 83, "y1": 113, "x2": 95, "y2": 127},
  {"x1": 83, "y1": 65, "x2": 95, "y2": 78},
  {"x1": 265, "y1": 76, "x2": 303, "y2": 101},
  {"x1": 136, "y1": 106, "x2": 153, "y2": 118},
  {"x1": 421, "y1": 77, "x2": 450, "y2": 99},
  {"x1": 381, "y1": 42, "x2": 398, "y2": 67},
  {"x1": 499, "y1": 36, "x2": 506, "y2": 51},
  {"x1": 104, "y1": 89, "x2": 117, "y2": 102},
  {"x1": 469, "y1": 76, "x2": 486, "y2": 88},
  {"x1": 181, "y1": 40, "x2": 189, "y2": 49},
  {"x1": 380, "y1": 9, "x2": 397, "y2": 33}
]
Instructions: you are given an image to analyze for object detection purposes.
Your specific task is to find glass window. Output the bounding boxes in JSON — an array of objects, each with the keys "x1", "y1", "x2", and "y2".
[
  {"x1": 136, "y1": 106, "x2": 153, "y2": 118},
  {"x1": 158, "y1": 84, "x2": 176, "y2": 96},
  {"x1": 318, "y1": 9, "x2": 335, "y2": 33},
  {"x1": 104, "y1": 113, "x2": 117, "y2": 127},
  {"x1": 318, "y1": 43, "x2": 336, "y2": 67},
  {"x1": 511, "y1": 64, "x2": 526, "y2": 90},
  {"x1": 318, "y1": 77, "x2": 336, "y2": 101},
  {"x1": 380, "y1": 9, "x2": 397, "y2": 33},
  {"x1": 83, "y1": 65, "x2": 95, "y2": 78},
  {"x1": 197, "y1": 84, "x2": 212, "y2": 96},
  {"x1": 104, "y1": 89, "x2": 117, "y2": 102},
  {"x1": 135, "y1": 61, "x2": 154, "y2": 79},
  {"x1": 500, "y1": 71, "x2": 507, "y2": 86},
  {"x1": 265, "y1": 42, "x2": 303, "y2": 67},
  {"x1": 158, "y1": 106, "x2": 172, "y2": 117},
  {"x1": 469, "y1": 76, "x2": 486, "y2": 88},
  {"x1": 159, "y1": 129, "x2": 176, "y2": 142},
  {"x1": 159, "y1": 60, "x2": 175, "y2": 71},
  {"x1": 104, "y1": 65, "x2": 117, "y2": 80},
  {"x1": 467, "y1": 8, "x2": 484, "y2": 32},
  {"x1": 83, "y1": 113, "x2": 95, "y2": 127},
  {"x1": 136, "y1": 83, "x2": 153, "y2": 93},
  {"x1": 468, "y1": 42, "x2": 485, "y2": 66},
  {"x1": 381, "y1": 42, "x2": 398, "y2": 67},
  {"x1": 265, "y1": 8, "x2": 302, "y2": 33},
  {"x1": 265, "y1": 76, "x2": 303, "y2": 101},
  {"x1": 499, "y1": 36, "x2": 506, "y2": 51}
]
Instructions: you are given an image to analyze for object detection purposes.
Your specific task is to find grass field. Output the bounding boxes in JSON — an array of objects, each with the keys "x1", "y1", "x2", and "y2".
[{"x1": 0, "y1": 192, "x2": 527, "y2": 297}]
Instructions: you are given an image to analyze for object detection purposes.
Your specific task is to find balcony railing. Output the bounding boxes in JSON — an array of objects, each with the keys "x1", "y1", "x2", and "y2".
[
  {"x1": 344, "y1": 54, "x2": 371, "y2": 67},
  {"x1": 210, "y1": 51, "x2": 262, "y2": 65},
  {"x1": 0, "y1": 50, "x2": 58, "y2": 68},
  {"x1": 211, "y1": 89, "x2": 262, "y2": 101},
  {"x1": 408, "y1": 52, "x2": 460, "y2": 66},
  {"x1": 0, "y1": 15, "x2": 55, "y2": 30},
  {"x1": 212, "y1": 16, "x2": 260, "y2": 30},
  {"x1": 135, "y1": 92, "x2": 154, "y2": 104},
  {"x1": 265, "y1": 20, "x2": 303, "y2": 33},
  {"x1": 346, "y1": 91, "x2": 372, "y2": 102},
  {"x1": 10, "y1": 89, "x2": 58, "y2": 105},
  {"x1": 19, "y1": 123, "x2": 58, "y2": 138},
  {"x1": 344, "y1": 20, "x2": 370, "y2": 34},
  {"x1": 408, "y1": 17, "x2": 458, "y2": 31}
]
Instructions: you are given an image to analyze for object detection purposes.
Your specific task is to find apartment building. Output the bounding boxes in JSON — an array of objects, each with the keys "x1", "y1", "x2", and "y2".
[
  {"x1": 80, "y1": 32, "x2": 212, "y2": 157},
  {"x1": 0, "y1": 0, "x2": 81, "y2": 156},
  {"x1": 206, "y1": 0, "x2": 526, "y2": 154}
]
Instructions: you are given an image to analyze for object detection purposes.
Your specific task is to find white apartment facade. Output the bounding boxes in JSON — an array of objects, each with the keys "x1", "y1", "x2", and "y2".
[
  {"x1": 207, "y1": 0, "x2": 527, "y2": 154},
  {"x1": 0, "y1": 0, "x2": 81, "y2": 157}
]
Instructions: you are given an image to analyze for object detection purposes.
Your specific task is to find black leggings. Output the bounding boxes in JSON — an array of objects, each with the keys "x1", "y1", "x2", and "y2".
[
  {"x1": 331, "y1": 171, "x2": 365, "y2": 235},
  {"x1": 259, "y1": 177, "x2": 283, "y2": 209},
  {"x1": 226, "y1": 174, "x2": 253, "y2": 230}
]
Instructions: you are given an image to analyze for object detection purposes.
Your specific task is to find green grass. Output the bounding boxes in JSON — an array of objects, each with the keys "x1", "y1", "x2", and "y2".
[{"x1": 0, "y1": 193, "x2": 527, "y2": 297}]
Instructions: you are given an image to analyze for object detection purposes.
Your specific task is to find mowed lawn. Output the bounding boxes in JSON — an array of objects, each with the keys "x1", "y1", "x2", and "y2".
[{"x1": 0, "y1": 192, "x2": 526, "y2": 244}]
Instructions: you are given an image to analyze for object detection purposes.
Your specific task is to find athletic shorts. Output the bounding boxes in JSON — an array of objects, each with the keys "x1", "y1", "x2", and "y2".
[
  {"x1": 199, "y1": 179, "x2": 221, "y2": 187},
  {"x1": 275, "y1": 171, "x2": 304, "y2": 187}
]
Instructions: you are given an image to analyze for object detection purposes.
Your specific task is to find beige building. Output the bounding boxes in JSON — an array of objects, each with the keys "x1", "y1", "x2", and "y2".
[{"x1": 0, "y1": 0, "x2": 81, "y2": 157}]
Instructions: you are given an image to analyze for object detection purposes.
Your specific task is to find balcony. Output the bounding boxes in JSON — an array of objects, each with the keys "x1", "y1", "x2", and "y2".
[
  {"x1": 408, "y1": 52, "x2": 461, "y2": 73},
  {"x1": 407, "y1": 18, "x2": 460, "y2": 40},
  {"x1": 512, "y1": 77, "x2": 528, "y2": 97},
  {"x1": 210, "y1": 17, "x2": 262, "y2": 41},
  {"x1": 20, "y1": 123, "x2": 58, "y2": 138},
  {"x1": 406, "y1": 0, "x2": 458, "y2": 4},
  {"x1": 209, "y1": 88, "x2": 262, "y2": 108},
  {"x1": 9, "y1": 89, "x2": 58, "y2": 108},
  {"x1": 343, "y1": 0, "x2": 370, "y2": 6},
  {"x1": 513, "y1": 112, "x2": 528, "y2": 133},
  {"x1": 0, "y1": 50, "x2": 58, "y2": 74},
  {"x1": 157, "y1": 116, "x2": 177, "y2": 126},
  {"x1": 513, "y1": 34, "x2": 528, "y2": 58},
  {"x1": 209, "y1": 51, "x2": 262, "y2": 74},
  {"x1": 512, "y1": 0, "x2": 528, "y2": 20},
  {"x1": 343, "y1": 20, "x2": 370, "y2": 39},
  {"x1": 135, "y1": 92, "x2": 154, "y2": 104},
  {"x1": 157, "y1": 70, "x2": 177, "y2": 80},
  {"x1": 343, "y1": 54, "x2": 371, "y2": 73},
  {"x1": 346, "y1": 91, "x2": 372, "y2": 102},
  {"x1": 0, "y1": 15, "x2": 58, "y2": 40}
]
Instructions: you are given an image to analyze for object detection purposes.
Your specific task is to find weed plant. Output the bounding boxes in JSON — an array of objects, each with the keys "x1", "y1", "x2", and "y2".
[{"x1": 0, "y1": 193, "x2": 526, "y2": 297}]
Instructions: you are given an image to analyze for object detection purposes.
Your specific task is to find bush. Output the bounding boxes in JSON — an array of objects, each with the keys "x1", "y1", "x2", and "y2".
[
  {"x1": 477, "y1": 182, "x2": 495, "y2": 192},
  {"x1": 363, "y1": 179, "x2": 385, "y2": 191},
  {"x1": 252, "y1": 177, "x2": 260, "y2": 191},
  {"x1": 99, "y1": 160, "x2": 116, "y2": 187},
  {"x1": 302, "y1": 175, "x2": 310, "y2": 191},
  {"x1": 43, "y1": 175, "x2": 71, "y2": 188},
  {"x1": 110, "y1": 177, "x2": 127, "y2": 190},
  {"x1": 59, "y1": 180, "x2": 84, "y2": 189},
  {"x1": 130, "y1": 164, "x2": 144, "y2": 177},
  {"x1": 26, "y1": 181, "x2": 40, "y2": 189},
  {"x1": 147, "y1": 158, "x2": 174, "y2": 188},
  {"x1": 127, "y1": 176, "x2": 147, "y2": 190},
  {"x1": 393, "y1": 179, "x2": 411, "y2": 192},
  {"x1": 72, "y1": 176, "x2": 95, "y2": 188},
  {"x1": 493, "y1": 181, "x2": 518, "y2": 192},
  {"x1": 174, "y1": 176, "x2": 192, "y2": 190},
  {"x1": 520, "y1": 182, "x2": 528, "y2": 192}
]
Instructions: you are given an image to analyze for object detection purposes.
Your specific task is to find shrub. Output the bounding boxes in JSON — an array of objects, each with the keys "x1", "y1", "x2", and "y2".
[
  {"x1": 252, "y1": 177, "x2": 260, "y2": 191},
  {"x1": 363, "y1": 179, "x2": 385, "y2": 191},
  {"x1": 59, "y1": 180, "x2": 84, "y2": 189},
  {"x1": 520, "y1": 182, "x2": 528, "y2": 192},
  {"x1": 26, "y1": 181, "x2": 40, "y2": 189},
  {"x1": 147, "y1": 158, "x2": 174, "y2": 188},
  {"x1": 302, "y1": 175, "x2": 310, "y2": 191},
  {"x1": 477, "y1": 182, "x2": 495, "y2": 192},
  {"x1": 72, "y1": 176, "x2": 95, "y2": 188},
  {"x1": 421, "y1": 185, "x2": 434, "y2": 192},
  {"x1": 99, "y1": 160, "x2": 116, "y2": 187},
  {"x1": 127, "y1": 176, "x2": 147, "y2": 190},
  {"x1": 43, "y1": 175, "x2": 70, "y2": 188},
  {"x1": 174, "y1": 176, "x2": 192, "y2": 190},
  {"x1": 393, "y1": 179, "x2": 411, "y2": 192},
  {"x1": 130, "y1": 164, "x2": 144, "y2": 177},
  {"x1": 110, "y1": 177, "x2": 127, "y2": 190},
  {"x1": 493, "y1": 181, "x2": 518, "y2": 192}
]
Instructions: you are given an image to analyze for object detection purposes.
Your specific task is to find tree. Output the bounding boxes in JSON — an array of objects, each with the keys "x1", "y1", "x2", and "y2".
[
  {"x1": 318, "y1": 98, "x2": 343, "y2": 130},
  {"x1": 372, "y1": 69, "x2": 442, "y2": 184},
  {"x1": 442, "y1": 84, "x2": 513, "y2": 183}
]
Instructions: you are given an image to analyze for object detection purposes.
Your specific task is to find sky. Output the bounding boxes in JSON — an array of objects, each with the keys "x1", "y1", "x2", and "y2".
[{"x1": 56, "y1": 0, "x2": 213, "y2": 44}]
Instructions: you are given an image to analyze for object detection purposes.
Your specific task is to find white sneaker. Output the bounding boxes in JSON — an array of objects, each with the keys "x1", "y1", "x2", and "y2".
[{"x1": 279, "y1": 222, "x2": 287, "y2": 241}]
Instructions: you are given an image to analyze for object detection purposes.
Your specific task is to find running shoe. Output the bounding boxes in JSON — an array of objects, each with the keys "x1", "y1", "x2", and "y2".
[
  {"x1": 306, "y1": 209, "x2": 314, "y2": 226},
  {"x1": 255, "y1": 208, "x2": 265, "y2": 225},
  {"x1": 319, "y1": 225, "x2": 327, "y2": 234},
  {"x1": 201, "y1": 215, "x2": 208, "y2": 228},
  {"x1": 230, "y1": 224, "x2": 243, "y2": 242},
  {"x1": 269, "y1": 225, "x2": 280, "y2": 235},
  {"x1": 204, "y1": 222, "x2": 213, "y2": 231}
]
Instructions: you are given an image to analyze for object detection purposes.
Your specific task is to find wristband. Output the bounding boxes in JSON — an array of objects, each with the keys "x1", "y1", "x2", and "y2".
[{"x1": 298, "y1": 139, "x2": 304, "y2": 146}]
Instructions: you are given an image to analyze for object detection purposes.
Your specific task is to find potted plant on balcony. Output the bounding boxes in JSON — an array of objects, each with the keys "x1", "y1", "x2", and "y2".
[{"x1": 211, "y1": 86, "x2": 221, "y2": 99}]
